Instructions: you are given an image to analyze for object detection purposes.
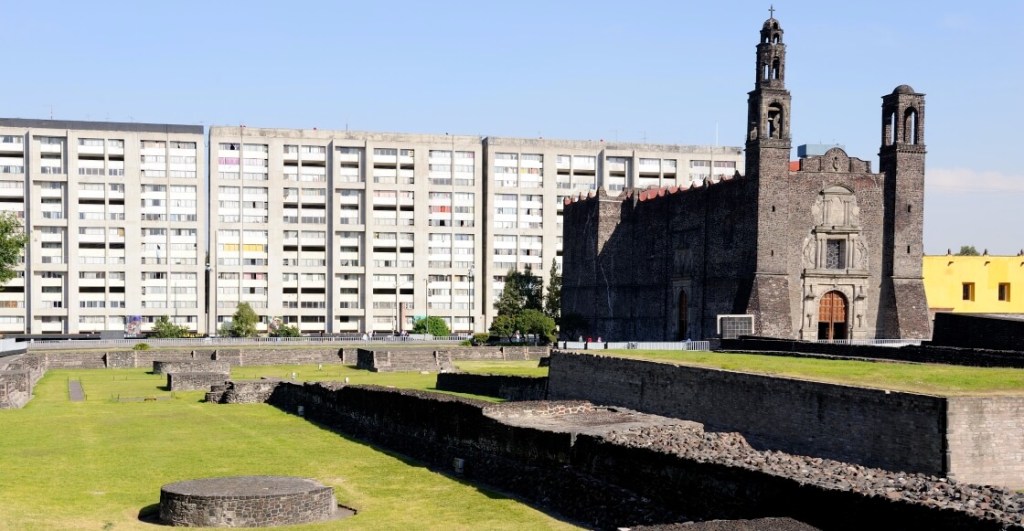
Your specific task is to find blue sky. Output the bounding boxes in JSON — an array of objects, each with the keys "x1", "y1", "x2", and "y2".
[{"x1": 3, "y1": 1, "x2": 1021, "y2": 254}]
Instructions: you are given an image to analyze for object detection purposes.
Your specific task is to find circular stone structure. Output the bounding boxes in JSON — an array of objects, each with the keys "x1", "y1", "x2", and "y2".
[{"x1": 159, "y1": 476, "x2": 338, "y2": 527}]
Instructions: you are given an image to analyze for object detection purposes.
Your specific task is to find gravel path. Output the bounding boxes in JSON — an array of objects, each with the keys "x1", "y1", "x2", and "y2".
[{"x1": 68, "y1": 379, "x2": 84, "y2": 401}]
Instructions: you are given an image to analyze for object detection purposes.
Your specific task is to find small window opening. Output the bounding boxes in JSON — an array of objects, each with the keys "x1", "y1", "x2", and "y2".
[
  {"x1": 907, "y1": 245, "x2": 911, "y2": 254},
  {"x1": 907, "y1": 204, "x2": 912, "y2": 213},
  {"x1": 999, "y1": 283, "x2": 1011, "y2": 302},
  {"x1": 904, "y1": 108, "x2": 918, "y2": 145},
  {"x1": 962, "y1": 283, "x2": 975, "y2": 301},
  {"x1": 826, "y1": 240, "x2": 846, "y2": 269}
]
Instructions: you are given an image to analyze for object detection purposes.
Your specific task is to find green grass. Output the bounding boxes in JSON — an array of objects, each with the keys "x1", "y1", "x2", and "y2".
[
  {"x1": 592, "y1": 349, "x2": 1024, "y2": 396},
  {"x1": 0, "y1": 363, "x2": 573, "y2": 531}
]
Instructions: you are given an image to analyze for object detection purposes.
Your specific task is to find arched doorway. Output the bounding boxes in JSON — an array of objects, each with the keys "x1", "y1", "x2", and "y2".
[
  {"x1": 818, "y1": 291, "x2": 848, "y2": 340},
  {"x1": 678, "y1": 290, "x2": 688, "y2": 340}
]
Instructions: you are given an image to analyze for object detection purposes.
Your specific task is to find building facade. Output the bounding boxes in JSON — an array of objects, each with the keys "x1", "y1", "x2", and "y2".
[
  {"x1": 561, "y1": 16, "x2": 932, "y2": 341},
  {"x1": 923, "y1": 253, "x2": 1024, "y2": 316},
  {"x1": 206, "y1": 127, "x2": 744, "y2": 336},
  {"x1": 0, "y1": 114, "x2": 745, "y2": 337},
  {"x1": 0, "y1": 119, "x2": 206, "y2": 335}
]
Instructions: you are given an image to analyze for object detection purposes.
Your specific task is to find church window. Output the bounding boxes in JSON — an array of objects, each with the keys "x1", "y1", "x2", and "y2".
[
  {"x1": 962, "y1": 283, "x2": 975, "y2": 301},
  {"x1": 999, "y1": 283, "x2": 1011, "y2": 302},
  {"x1": 825, "y1": 240, "x2": 845, "y2": 269}
]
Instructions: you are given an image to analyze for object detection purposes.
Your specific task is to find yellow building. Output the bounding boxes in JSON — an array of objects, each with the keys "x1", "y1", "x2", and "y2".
[{"x1": 923, "y1": 253, "x2": 1024, "y2": 314}]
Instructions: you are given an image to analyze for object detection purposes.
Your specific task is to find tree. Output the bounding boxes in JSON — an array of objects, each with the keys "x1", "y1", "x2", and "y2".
[
  {"x1": 226, "y1": 302, "x2": 259, "y2": 337},
  {"x1": 0, "y1": 212, "x2": 28, "y2": 285},
  {"x1": 268, "y1": 317, "x2": 301, "y2": 337},
  {"x1": 412, "y1": 315, "x2": 450, "y2": 337},
  {"x1": 494, "y1": 265, "x2": 543, "y2": 318},
  {"x1": 515, "y1": 308, "x2": 556, "y2": 345},
  {"x1": 543, "y1": 259, "x2": 561, "y2": 323},
  {"x1": 489, "y1": 314, "x2": 515, "y2": 342},
  {"x1": 956, "y1": 245, "x2": 980, "y2": 256},
  {"x1": 151, "y1": 315, "x2": 188, "y2": 338}
]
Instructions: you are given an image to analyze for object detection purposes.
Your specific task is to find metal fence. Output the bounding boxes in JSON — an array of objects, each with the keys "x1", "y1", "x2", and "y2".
[
  {"x1": 23, "y1": 335, "x2": 471, "y2": 351},
  {"x1": 560, "y1": 340, "x2": 711, "y2": 351}
]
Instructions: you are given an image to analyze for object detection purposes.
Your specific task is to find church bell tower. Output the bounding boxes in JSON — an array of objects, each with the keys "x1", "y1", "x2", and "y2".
[
  {"x1": 744, "y1": 9, "x2": 792, "y2": 179},
  {"x1": 743, "y1": 10, "x2": 796, "y2": 337}
]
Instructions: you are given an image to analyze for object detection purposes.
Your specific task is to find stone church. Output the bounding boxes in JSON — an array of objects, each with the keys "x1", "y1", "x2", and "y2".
[{"x1": 561, "y1": 15, "x2": 931, "y2": 341}]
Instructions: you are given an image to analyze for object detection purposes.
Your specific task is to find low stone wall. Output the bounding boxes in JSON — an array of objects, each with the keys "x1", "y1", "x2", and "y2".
[
  {"x1": 355, "y1": 348, "x2": 454, "y2": 372},
  {"x1": 254, "y1": 382, "x2": 1023, "y2": 530},
  {"x1": 435, "y1": 373, "x2": 548, "y2": 401},
  {"x1": 546, "y1": 351, "x2": 1024, "y2": 489},
  {"x1": 33, "y1": 347, "x2": 345, "y2": 370},
  {"x1": 931, "y1": 313, "x2": 1024, "y2": 352},
  {"x1": 153, "y1": 360, "x2": 230, "y2": 375},
  {"x1": 168, "y1": 372, "x2": 229, "y2": 391},
  {"x1": 212, "y1": 379, "x2": 284, "y2": 404},
  {"x1": 720, "y1": 337, "x2": 1024, "y2": 368}
]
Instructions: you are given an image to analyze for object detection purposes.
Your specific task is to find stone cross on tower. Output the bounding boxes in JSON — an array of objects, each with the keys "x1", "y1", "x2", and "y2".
[{"x1": 769, "y1": 5, "x2": 775, "y2": 18}]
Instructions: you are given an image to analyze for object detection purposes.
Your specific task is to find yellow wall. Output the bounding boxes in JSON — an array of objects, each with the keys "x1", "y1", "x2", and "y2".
[{"x1": 923, "y1": 255, "x2": 1024, "y2": 313}]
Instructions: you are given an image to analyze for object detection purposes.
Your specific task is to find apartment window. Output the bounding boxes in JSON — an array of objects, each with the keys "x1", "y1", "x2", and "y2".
[
  {"x1": 962, "y1": 283, "x2": 975, "y2": 301},
  {"x1": 998, "y1": 283, "x2": 1011, "y2": 302}
]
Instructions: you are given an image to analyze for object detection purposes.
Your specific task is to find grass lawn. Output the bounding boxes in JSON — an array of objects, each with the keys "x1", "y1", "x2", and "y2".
[
  {"x1": 591, "y1": 349, "x2": 1024, "y2": 396},
  {"x1": 0, "y1": 362, "x2": 574, "y2": 531}
]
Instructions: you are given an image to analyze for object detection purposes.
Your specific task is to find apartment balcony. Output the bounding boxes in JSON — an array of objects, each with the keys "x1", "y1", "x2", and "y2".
[
  {"x1": 76, "y1": 145, "x2": 104, "y2": 157},
  {"x1": 0, "y1": 140, "x2": 24, "y2": 154},
  {"x1": 107, "y1": 145, "x2": 124, "y2": 157},
  {"x1": 77, "y1": 233, "x2": 104, "y2": 245},
  {"x1": 39, "y1": 187, "x2": 63, "y2": 199},
  {"x1": 37, "y1": 142, "x2": 62, "y2": 155},
  {"x1": 78, "y1": 277, "x2": 105, "y2": 289},
  {"x1": 336, "y1": 152, "x2": 360, "y2": 164},
  {"x1": 301, "y1": 152, "x2": 326, "y2": 164}
]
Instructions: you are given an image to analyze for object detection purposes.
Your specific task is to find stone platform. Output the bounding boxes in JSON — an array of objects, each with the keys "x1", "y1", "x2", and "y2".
[{"x1": 159, "y1": 475, "x2": 342, "y2": 527}]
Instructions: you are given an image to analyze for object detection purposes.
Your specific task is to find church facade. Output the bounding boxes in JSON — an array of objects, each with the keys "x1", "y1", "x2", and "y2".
[{"x1": 560, "y1": 16, "x2": 932, "y2": 341}]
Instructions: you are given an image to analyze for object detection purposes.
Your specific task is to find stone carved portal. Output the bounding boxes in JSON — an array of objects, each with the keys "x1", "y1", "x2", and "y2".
[{"x1": 817, "y1": 291, "x2": 848, "y2": 340}]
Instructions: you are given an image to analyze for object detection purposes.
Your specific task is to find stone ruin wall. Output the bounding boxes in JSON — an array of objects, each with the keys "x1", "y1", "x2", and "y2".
[
  {"x1": 153, "y1": 360, "x2": 231, "y2": 375},
  {"x1": 167, "y1": 372, "x2": 229, "y2": 392},
  {"x1": 244, "y1": 380, "x2": 1018, "y2": 530},
  {"x1": 0, "y1": 354, "x2": 45, "y2": 408},
  {"x1": 546, "y1": 351, "x2": 1024, "y2": 489}
]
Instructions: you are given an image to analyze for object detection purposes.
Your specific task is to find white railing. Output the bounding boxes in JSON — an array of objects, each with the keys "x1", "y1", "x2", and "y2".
[
  {"x1": 814, "y1": 339, "x2": 922, "y2": 348},
  {"x1": 23, "y1": 335, "x2": 471, "y2": 350},
  {"x1": 560, "y1": 340, "x2": 711, "y2": 351}
]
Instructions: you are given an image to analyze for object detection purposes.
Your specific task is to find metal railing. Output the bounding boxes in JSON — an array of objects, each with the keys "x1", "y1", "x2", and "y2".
[
  {"x1": 814, "y1": 339, "x2": 922, "y2": 348},
  {"x1": 561, "y1": 340, "x2": 711, "y2": 351},
  {"x1": 23, "y1": 335, "x2": 472, "y2": 350}
]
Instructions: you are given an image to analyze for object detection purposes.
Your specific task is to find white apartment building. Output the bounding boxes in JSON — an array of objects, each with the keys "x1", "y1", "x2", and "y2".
[
  {"x1": 0, "y1": 119, "x2": 206, "y2": 335},
  {"x1": 483, "y1": 137, "x2": 745, "y2": 311},
  {"x1": 0, "y1": 117, "x2": 741, "y2": 336},
  {"x1": 209, "y1": 126, "x2": 744, "y2": 336}
]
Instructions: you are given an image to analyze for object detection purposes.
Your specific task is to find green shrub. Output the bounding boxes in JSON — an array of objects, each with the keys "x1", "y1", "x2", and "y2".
[{"x1": 132, "y1": 342, "x2": 150, "y2": 351}]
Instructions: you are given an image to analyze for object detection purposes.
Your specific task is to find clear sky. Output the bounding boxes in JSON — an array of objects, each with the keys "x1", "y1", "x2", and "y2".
[{"x1": 3, "y1": 1, "x2": 1021, "y2": 255}]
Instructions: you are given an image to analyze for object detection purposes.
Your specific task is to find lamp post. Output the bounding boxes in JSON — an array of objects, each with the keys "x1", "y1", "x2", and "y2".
[{"x1": 423, "y1": 277, "x2": 429, "y2": 333}]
